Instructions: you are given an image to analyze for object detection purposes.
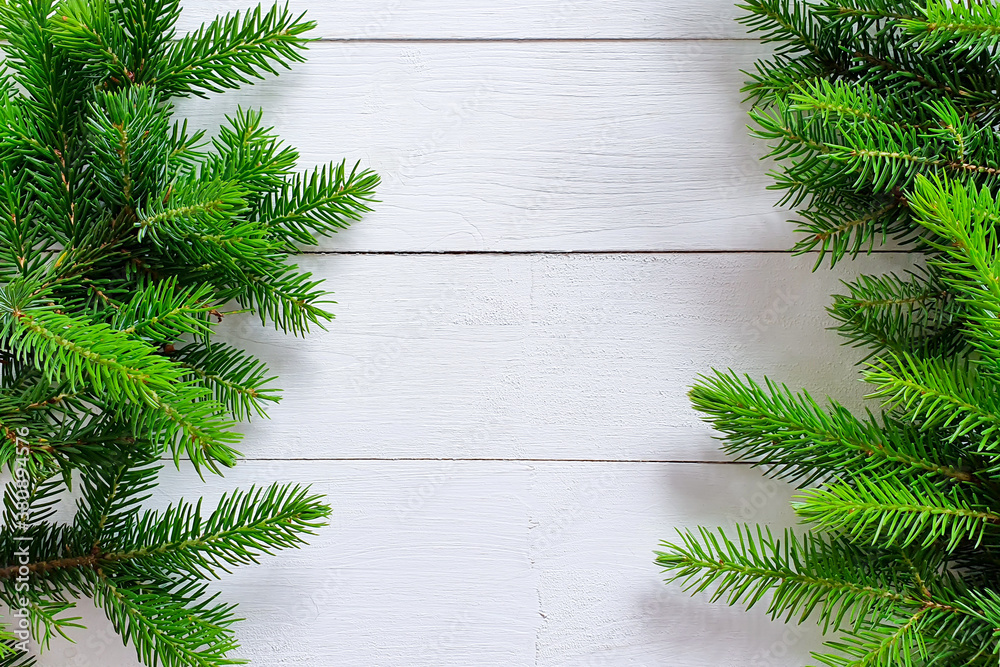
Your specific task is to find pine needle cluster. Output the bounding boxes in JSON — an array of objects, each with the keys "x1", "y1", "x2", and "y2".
[
  {"x1": 657, "y1": 2, "x2": 1000, "y2": 665},
  {"x1": 0, "y1": 0, "x2": 378, "y2": 665}
]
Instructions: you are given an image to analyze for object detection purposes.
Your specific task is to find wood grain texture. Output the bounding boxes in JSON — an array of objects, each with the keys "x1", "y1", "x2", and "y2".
[
  {"x1": 172, "y1": 41, "x2": 796, "y2": 252},
  {"x1": 176, "y1": 0, "x2": 748, "y2": 40},
  {"x1": 34, "y1": 461, "x2": 823, "y2": 666},
  {"x1": 33, "y1": 2, "x2": 908, "y2": 663},
  {"x1": 217, "y1": 251, "x2": 917, "y2": 462}
]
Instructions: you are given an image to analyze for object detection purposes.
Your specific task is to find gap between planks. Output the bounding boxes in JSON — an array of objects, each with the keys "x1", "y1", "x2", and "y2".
[
  {"x1": 298, "y1": 249, "x2": 915, "y2": 256},
  {"x1": 311, "y1": 37, "x2": 756, "y2": 43},
  {"x1": 164, "y1": 457, "x2": 751, "y2": 464}
]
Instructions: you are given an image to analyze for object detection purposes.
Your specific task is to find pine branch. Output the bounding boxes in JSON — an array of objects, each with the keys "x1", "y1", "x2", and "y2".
[
  {"x1": 0, "y1": 0, "x2": 370, "y2": 661},
  {"x1": 788, "y1": 79, "x2": 902, "y2": 126},
  {"x1": 0, "y1": 280, "x2": 240, "y2": 470},
  {"x1": 214, "y1": 260, "x2": 334, "y2": 334},
  {"x1": 104, "y1": 483, "x2": 329, "y2": 577},
  {"x1": 0, "y1": 472, "x2": 328, "y2": 666},
  {"x1": 794, "y1": 475, "x2": 999, "y2": 551},
  {"x1": 48, "y1": 0, "x2": 132, "y2": 82},
  {"x1": 791, "y1": 196, "x2": 907, "y2": 268},
  {"x1": 86, "y1": 85, "x2": 172, "y2": 208},
  {"x1": 813, "y1": 614, "x2": 936, "y2": 667},
  {"x1": 94, "y1": 574, "x2": 241, "y2": 667},
  {"x1": 656, "y1": 525, "x2": 947, "y2": 632},
  {"x1": 903, "y1": 1, "x2": 1000, "y2": 62},
  {"x1": 171, "y1": 341, "x2": 279, "y2": 422},
  {"x1": 741, "y1": 53, "x2": 831, "y2": 105},
  {"x1": 110, "y1": 278, "x2": 217, "y2": 343},
  {"x1": 737, "y1": 0, "x2": 830, "y2": 57},
  {"x1": 201, "y1": 107, "x2": 298, "y2": 195},
  {"x1": 257, "y1": 160, "x2": 380, "y2": 246},
  {"x1": 909, "y1": 176, "x2": 1000, "y2": 373},
  {"x1": 863, "y1": 352, "x2": 1000, "y2": 451},
  {"x1": 690, "y1": 370, "x2": 979, "y2": 485},
  {"x1": 155, "y1": 2, "x2": 315, "y2": 98},
  {"x1": 111, "y1": 0, "x2": 184, "y2": 83},
  {"x1": 813, "y1": 0, "x2": 921, "y2": 24},
  {"x1": 829, "y1": 270, "x2": 962, "y2": 361},
  {"x1": 136, "y1": 177, "x2": 287, "y2": 278},
  {"x1": 669, "y1": 3, "x2": 1000, "y2": 664}
]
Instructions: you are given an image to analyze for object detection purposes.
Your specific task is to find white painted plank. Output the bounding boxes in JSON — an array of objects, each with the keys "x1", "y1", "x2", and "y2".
[
  {"x1": 530, "y1": 463, "x2": 824, "y2": 666},
  {"x1": 33, "y1": 461, "x2": 823, "y2": 666},
  {"x1": 173, "y1": 41, "x2": 794, "y2": 252},
  {"x1": 177, "y1": 0, "x2": 748, "y2": 40},
  {"x1": 217, "y1": 251, "x2": 917, "y2": 462}
]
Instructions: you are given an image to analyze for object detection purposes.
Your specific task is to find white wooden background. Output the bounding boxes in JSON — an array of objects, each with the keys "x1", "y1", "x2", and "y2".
[{"x1": 36, "y1": 2, "x2": 910, "y2": 666}]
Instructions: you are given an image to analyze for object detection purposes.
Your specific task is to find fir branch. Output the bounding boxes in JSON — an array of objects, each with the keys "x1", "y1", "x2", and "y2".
[
  {"x1": 201, "y1": 106, "x2": 298, "y2": 195},
  {"x1": 214, "y1": 261, "x2": 334, "y2": 335},
  {"x1": 668, "y1": 2, "x2": 1000, "y2": 663},
  {"x1": 48, "y1": 0, "x2": 133, "y2": 82},
  {"x1": 86, "y1": 85, "x2": 171, "y2": 207},
  {"x1": 794, "y1": 476, "x2": 1000, "y2": 551},
  {"x1": 110, "y1": 278, "x2": 217, "y2": 343},
  {"x1": 0, "y1": 281, "x2": 240, "y2": 470},
  {"x1": 737, "y1": 0, "x2": 829, "y2": 57},
  {"x1": 903, "y1": 1, "x2": 1000, "y2": 62},
  {"x1": 257, "y1": 160, "x2": 380, "y2": 245},
  {"x1": 0, "y1": 0, "x2": 363, "y2": 661},
  {"x1": 813, "y1": 613, "x2": 937, "y2": 667},
  {"x1": 691, "y1": 370, "x2": 979, "y2": 485},
  {"x1": 155, "y1": 2, "x2": 315, "y2": 98},
  {"x1": 863, "y1": 352, "x2": 1000, "y2": 450},
  {"x1": 171, "y1": 341, "x2": 279, "y2": 422},
  {"x1": 103, "y1": 483, "x2": 329, "y2": 576},
  {"x1": 111, "y1": 0, "x2": 184, "y2": 84},
  {"x1": 657, "y1": 525, "x2": 939, "y2": 632},
  {"x1": 792, "y1": 197, "x2": 905, "y2": 268},
  {"x1": 909, "y1": 176, "x2": 1000, "y2": 373},
  {"x1": 94, "y1": 574, "x2": 240, "y2": 667},
  {"x1": 829, "y1": 270, "x2": 962, "y2": 361}
]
